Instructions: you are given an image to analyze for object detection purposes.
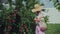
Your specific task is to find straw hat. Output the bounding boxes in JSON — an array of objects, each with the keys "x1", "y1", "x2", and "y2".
[{"x1": 32, "y1": 4, "x2": 43, "y2": 13}]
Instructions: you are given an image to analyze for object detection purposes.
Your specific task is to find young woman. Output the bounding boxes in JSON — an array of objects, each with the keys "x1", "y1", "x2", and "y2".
[{"x1": 32, "y1": 4, "x2": 47, "y2": 34}]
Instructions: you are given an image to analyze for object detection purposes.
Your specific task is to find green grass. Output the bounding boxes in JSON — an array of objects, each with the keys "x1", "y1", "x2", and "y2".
[{"x1": 46, "y1": 24, "x2": 60, "y2": 34}]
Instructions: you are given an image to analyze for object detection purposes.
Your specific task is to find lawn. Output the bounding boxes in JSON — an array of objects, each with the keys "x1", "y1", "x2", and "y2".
[{"x1": 46, "y1": 24, "x2": 60, "y2": 34}]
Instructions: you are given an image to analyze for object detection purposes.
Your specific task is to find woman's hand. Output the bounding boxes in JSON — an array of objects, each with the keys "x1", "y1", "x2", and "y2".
[
  {"x1": 39, "y1": 15, "x2": 44, "y2": 19},
  {"x1": 34, "y1": 18, "x2": 40, "y2": 22}
]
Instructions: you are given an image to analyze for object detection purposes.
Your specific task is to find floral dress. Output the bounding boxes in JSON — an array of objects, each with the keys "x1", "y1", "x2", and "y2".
[{"x1": 35, "y1": 11, "x2": 47, "y2": 34}]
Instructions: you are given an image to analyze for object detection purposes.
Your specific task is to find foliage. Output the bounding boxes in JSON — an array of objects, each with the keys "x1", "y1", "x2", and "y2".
[
  {"x1": 0, "y1": 0, "x2": 48, "y2": 34},
  {"x1": 52, "y1": 0, "x2": 60, "y2": 11},
  {"x1": 46, "y1": 24, "x2": 60, "y2": 34}
]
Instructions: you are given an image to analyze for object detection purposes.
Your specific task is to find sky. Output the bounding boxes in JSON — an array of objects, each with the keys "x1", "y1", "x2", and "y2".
[{"x1": 39, "y1": 0, "x2": 54, "y2": 8}]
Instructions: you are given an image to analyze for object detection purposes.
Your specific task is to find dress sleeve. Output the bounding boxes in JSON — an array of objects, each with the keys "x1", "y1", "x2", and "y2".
[{"x1": 42, "y1": 11, "x2": 47, "y2": 17}]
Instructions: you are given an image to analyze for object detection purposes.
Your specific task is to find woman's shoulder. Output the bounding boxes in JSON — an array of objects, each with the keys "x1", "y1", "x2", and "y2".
[{"x1": 41, "y1": 11, "x2": 46, "y2": 14}]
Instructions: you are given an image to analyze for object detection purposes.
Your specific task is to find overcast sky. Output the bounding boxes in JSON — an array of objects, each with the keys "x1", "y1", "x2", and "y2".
[{"x1": 39, "y1": 0, "x2": 54, "y2": 8}]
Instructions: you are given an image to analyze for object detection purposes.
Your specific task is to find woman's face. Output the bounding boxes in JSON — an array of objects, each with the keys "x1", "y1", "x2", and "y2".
[
  {"x1": 36, "y1": 11, "x2": 40, "y2": 14},
  {"x1": 36, "y1": 11, "x2": 40, "y2": 15}
]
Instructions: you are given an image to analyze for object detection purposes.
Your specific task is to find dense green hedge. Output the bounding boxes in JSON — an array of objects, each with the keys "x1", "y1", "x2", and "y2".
[{"x1": 0, "y1": 0, "x2": 49, "y2": 34}]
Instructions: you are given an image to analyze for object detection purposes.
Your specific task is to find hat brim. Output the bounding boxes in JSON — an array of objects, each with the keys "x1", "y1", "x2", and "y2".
[{"x1": 32, "y1": 7, "x2": 42, "y2": 13}]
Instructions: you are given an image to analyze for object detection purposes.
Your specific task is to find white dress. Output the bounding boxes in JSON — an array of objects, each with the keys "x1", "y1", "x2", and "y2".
[{"x1": 36, "y1": 11, "x2": 47, "y2": 34}]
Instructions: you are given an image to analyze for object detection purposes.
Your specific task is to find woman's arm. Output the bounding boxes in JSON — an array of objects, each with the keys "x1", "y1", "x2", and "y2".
[
  {"x1": 39, "y1": 11, "x2": 47, "y2": 19},
  {"x1": 39, "y1": 12, "x2": 47, "y2": 20},
  {"x1": 39, "y1": 15, "x2": 44, "y2": 19},
  {"x1": 34, "y1": 18, "x2": 40, "y2": 22}
]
